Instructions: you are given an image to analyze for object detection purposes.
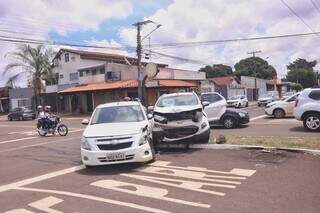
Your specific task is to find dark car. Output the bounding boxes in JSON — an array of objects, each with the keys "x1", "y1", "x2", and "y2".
[
  {"x1": 8, "y1": 107, "x2": 36, "y2": 121},
  {"x1": 209, "y1": 109, "x2": 250, "y2": 129}
]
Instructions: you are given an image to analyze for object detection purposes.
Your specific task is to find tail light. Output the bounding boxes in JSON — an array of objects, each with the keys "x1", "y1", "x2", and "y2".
[{"x1": 294, "y1": 99, "x2": 299, "y2": 107}]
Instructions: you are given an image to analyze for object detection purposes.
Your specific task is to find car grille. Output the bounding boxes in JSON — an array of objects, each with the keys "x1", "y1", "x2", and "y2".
[
  {"x1": 155, "y1": 110, "x2": 200, "y2": 122},
  {"x1": 97, "y1": 142, "x2": 133, "y2": 150},
  {"x1": 98, "y1": 154, "x2": 135, "y2": 162},
  {"x1": 164, "y1": 126, "x2": 199, "y2": 139}
]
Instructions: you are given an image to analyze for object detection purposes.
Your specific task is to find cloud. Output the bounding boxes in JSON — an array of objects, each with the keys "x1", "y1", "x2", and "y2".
[
  {"x1": 0, "y1": 0, "x2": 133, "y2": 86},
  {"x1": 118, "y1": 0, "x2": 320, "y2": 77}
]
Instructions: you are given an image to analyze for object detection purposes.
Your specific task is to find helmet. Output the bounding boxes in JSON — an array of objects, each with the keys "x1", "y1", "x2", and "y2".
[
  {"x1": 37, "y1": 105, "x2": 43, "y2": 111},
  {"x1": 44, "y1": 105, "x2": 51, "y2": 112}
]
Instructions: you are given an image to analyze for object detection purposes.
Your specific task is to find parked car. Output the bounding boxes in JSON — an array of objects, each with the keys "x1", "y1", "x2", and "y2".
[
  {"x1": 201, "y1": 92, "x2": 250, "y2": 129},
  {"x1": 293, "y1": 88, "x2": 320, "y2": 131},
  {"x1": 80, "y1": 101, "x2": 155, "y2": 167},
  {"x1": 265, "y1": 92, "x2": 300, "y2": 118},
  {"x1": 227, "y1": 95, "x2": 248, "y2": 108},
  {"x1": 257, "y1": 92, "x2": 278, "y2": 107},
  {"x1": 7, "y1": 107, "x2": 36, "y2": 121},
  {"x1": 152, "y1": 92, "x2": 210, "y2": 145}
]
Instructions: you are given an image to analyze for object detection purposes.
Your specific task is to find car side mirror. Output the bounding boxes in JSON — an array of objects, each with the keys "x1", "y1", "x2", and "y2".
[
  {"x1": 202, "y1": 101, "x2": 210, "y2": 108},
  {"x1": 81, "y1": 118, "x2": 89, "y2": 125},
  {"x1": 147, "y1": 114, "x2": 153, "y2": 120}
]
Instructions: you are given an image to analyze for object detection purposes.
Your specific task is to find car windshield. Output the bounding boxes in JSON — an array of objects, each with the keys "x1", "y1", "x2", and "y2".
[
  {"x1": 157, "y1": 94, "x2": 198, "y2": 107},
  {"x1": 229, "y1": 95, "x2": 242, "y2": 100},
  {"x1": 260, "y1": 94, "x2": 271, "y2": 98},
  {"x1": 90, "y1": 105, "x2": 145, "y2": 124}
]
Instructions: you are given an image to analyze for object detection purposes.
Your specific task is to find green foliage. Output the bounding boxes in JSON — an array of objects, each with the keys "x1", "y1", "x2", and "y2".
[
  {"x1": 286, "y1": 58, "x2": 317, "y2": 88},
  {"x1": 4, "y1": 44, "x2": 56, "y2": 106},
  {"x1": 290, "y1": 83, "x2": 303, "y2": 91},
  {"x1": 199, "y1": 64, "x2": 233, "y2": 78},
  {"x1": 234, "y1": 57, "x2": 277, "y2": 80}
]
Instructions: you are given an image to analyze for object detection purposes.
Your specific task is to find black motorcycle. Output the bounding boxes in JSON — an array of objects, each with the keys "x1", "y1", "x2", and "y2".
[{"x1": 37, "y1": 116, "x2": 68, "y2": 136}]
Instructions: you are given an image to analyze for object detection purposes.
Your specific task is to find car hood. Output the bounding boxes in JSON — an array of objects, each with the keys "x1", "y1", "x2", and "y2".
[
  {"x1": 83, "y1": 121, "x2": 147, "y2": 138},
  {"x1": 227, "y1": 100, "x2": 239, "y2": 103},
  {"x1": 154, "y1": 105, "x2": 203, "y2": 114}
]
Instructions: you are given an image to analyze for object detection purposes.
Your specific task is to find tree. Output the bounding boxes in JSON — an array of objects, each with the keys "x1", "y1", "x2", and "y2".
[
  {"x1": 286, "y1": 58, "x2": 317, "y2": 88},
  {"x1": 290, "y1": 83, "x2": 303, "y2": 91},
  {"x1": 3, "y1": 44, "x2": 56, "y2": 107},
  {"x1": 234, "y1": 57, "x2": 277, "y2": 80},
  {"x1": 199, "y1": 64, "x2": 233, "y2": 78}
]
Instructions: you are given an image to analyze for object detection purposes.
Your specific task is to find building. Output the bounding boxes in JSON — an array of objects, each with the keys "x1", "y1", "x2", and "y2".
[
  {"x1": 240, "y1": 76, "x2": 268, "y2": 101},
  {"x1": 200, "y1": 76, "x2": 246, "y2": 99},
  {"x1": 8, "y1": 87, "x2": 33, "y2": 110},
  {"x1": 43, "y1": 49, "x2": 204, "y2": 113}
]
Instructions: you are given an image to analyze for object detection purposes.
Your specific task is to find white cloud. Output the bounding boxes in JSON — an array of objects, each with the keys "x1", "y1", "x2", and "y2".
[
  {"x1": 119, "y1": 0, "x2": 320, "y2": 78},
  {"x1": 0, "y1": 0, "x2": 133, "y2": 86}
]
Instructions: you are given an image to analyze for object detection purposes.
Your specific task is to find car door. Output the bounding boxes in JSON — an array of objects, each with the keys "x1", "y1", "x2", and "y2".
[
  {"x1": 202, "y1": 93, "x2": 227, "y2": 122},
  {"x1": 285, "y1": 94, "x2": 299, "y2": 115},
  {"x1": 11, "y1": 108, "x2": 19, "y2": 119}
]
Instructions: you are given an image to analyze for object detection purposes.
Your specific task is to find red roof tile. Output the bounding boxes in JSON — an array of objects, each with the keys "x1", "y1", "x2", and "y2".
[{"x1": 210, "y1": 76, "x2": 235, "y2": 86}]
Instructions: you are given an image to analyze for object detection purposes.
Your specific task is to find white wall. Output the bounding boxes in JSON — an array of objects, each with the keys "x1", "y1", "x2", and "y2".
[
  {"x1": 240, "y1": 76, "x2": 267, "y2": 97},
  {"x1": 79, "y1": 74, "x2": 105, "y2": 84}
]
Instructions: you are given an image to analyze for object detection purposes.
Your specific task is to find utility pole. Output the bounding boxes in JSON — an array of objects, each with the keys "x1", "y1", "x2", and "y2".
[
  {"x1": 247, "y1": 50, "x2": 262, "y2": 100},
  {"x1": 133, "y1": 20, "x2": 161, "y2": 105}
]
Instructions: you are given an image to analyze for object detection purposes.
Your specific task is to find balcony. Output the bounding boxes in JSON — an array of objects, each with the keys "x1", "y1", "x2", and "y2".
[{"x1": 79, "y1": 74, "x2": 105, "y2": 84}]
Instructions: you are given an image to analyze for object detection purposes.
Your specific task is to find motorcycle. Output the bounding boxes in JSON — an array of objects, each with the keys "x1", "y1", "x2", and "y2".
[{"x1": 37, "y1": 116, "x2": 68, "y2": 136}]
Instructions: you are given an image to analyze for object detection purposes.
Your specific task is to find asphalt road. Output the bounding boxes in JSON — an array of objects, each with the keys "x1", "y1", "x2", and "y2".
[{"x1": 0, "y1": 110, "x2": 319, "y2": 212}]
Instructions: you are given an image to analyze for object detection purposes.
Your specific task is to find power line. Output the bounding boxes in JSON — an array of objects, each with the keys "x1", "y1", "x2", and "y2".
[
  {"x1": 145, "y1": 31, "x2": 320, "y2": 49},
  {"x1": 280, "y1": 0, "x2": 316, "y2": 33},
  {"x1": 310, "y1": 0, "x2": 320, "y2": 15},
  {"x1": 150, "y1": 50, "x2": 207, "y2": 65}
]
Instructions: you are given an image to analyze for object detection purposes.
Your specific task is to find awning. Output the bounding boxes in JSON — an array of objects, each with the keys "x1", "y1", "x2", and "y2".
[
  {"x1": 59, "y1": 80, "x2": 138, "y2": 93},
  {"x1": 59, "y1": 79, "x2": 197, "y2": 94}
]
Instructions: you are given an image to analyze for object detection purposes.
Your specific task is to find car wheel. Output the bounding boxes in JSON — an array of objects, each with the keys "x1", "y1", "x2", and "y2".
[
  {"x1": 223, "y1": 117, "x2": 236, "y2": 129},
  {"x1": 8, "y1": 117, "x2": 12, "y2": 121},
  {"x1": 303, "y1": 113, "x2": 320, "y2": 132},
  {"x1": 273, "y1": 109, "x2": 285, "y2": 118},
  {"x1": 246, "y1": 102, "x2": 249, "y2": 107},
  {"x1": 146, "y1": 138, "x2": 156, "y2": 164}
]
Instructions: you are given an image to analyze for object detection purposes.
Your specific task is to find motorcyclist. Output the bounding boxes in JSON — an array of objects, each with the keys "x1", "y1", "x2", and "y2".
[{"x1": 43, "y1": 105, "x2": 55, "y2": 129}]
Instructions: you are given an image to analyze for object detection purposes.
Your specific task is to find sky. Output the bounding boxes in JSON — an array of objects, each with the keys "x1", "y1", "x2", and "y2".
[{"x1": 0, "y1": 0, "x2": 320, "y2": 87}]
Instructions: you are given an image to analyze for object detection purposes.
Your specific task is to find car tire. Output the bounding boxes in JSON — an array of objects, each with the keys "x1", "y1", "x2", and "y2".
[
  {"x1": 223, "y1": 116, "x2": 236, "y2": 129},
  {"x1": 303, "y1": 113, "x2": 320, "y2": 132},
  {"x1": 273, "y1": 109, "x2": 285, "y2": 118},
  {"x1": 246, "y1": 102, "x2": 249, "y2": 107},
  {"x1": 8, "y1": 117, "x2": 12, "y2": 121}
]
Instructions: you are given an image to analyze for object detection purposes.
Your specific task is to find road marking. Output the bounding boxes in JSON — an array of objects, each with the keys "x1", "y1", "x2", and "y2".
[
  {"x1": 29, "y1": 196, "x2": 63, "y2": 213},
  {"x1": 16, "y1": 187, "x2": 170, "y2": 213},
  {"x1": 91, "y1": 180, "x2": 210, "y2": 208},
  {"x1": 0, "y1": 137, "x2": 80, "y2": 153},
  {"x1": 0, "y1": 137, "x2": 38, "y2": 145},
  {"x1": 0, "y1": 165, "x2": 85, "y2": 193},
  {"x1": 250, "y1": 115, "x2": 267, "y2": 121}
]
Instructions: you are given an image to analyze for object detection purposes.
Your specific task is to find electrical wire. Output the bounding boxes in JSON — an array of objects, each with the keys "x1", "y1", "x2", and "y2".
[{"x1": 310, "y1": 0, "x2": 320, "y2": 15}]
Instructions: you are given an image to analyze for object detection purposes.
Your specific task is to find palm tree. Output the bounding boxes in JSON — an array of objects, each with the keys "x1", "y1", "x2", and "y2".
[{"x1": 4, "y1": 44, "x2": 56, "y2": 107}]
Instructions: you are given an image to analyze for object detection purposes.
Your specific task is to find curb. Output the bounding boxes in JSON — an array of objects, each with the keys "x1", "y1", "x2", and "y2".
[{"x1": 189, "y1": 143, "x2": 320, "y2": 156}]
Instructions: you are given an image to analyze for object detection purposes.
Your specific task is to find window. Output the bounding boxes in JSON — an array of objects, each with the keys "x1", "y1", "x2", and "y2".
[
  {"x1": 65, "y1": 53, "x2": 69, "y2": 62},
  {"x1": 92, "y1": 69, "x2": 97, "y2": 75},
  {"x1": 201, "y1": 94, "x2": 223, "y2": 103},
  {"x1": 309, "y1": 90, "x2": 320, "y2": 100},
  {"x1": 59, "y1": 74, "x2": 64, "y2": 79},
  {"x1": 99, "y1": 68, "x2": 105, "y2": 74},
  {"x1": 69, "y1": 72, "x2": 79, "y2": 81},
  {"x1": 157, "y1": 94, "x2": 199, "y2": 107},
  {"x1": 79, "y1": 70, "x2": 84, "y2": 77},
  {"x1": 106, "y1": 71, "x2": 121, "y2": 81},
  {"x1": 18, "y1": 99, "x2": 28, "y2": 107}
]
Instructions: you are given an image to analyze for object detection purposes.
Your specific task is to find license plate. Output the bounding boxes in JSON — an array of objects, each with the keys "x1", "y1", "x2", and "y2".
[{"x1": 106, "y1": 152, "x2": 125, "y2": 161}]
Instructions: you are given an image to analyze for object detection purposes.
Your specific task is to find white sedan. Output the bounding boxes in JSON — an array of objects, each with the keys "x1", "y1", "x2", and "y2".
[
  {"x1": 81, "y1": 101, "x2": 154, "y2": 167},
  {"x1": 227, "y1": 95, "x2": 248, "y2": 108},
  {"x1": 265, "y1": 93, "x2": 300, "y2": 118}
]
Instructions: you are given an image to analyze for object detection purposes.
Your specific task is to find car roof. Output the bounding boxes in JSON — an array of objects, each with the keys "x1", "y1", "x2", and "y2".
[
  {"x1": 201, "y1": 92, "x2": 220, "y2": 95},
  {"x1": 96, "y1": 101, "x2": 141, "y2": 109}
]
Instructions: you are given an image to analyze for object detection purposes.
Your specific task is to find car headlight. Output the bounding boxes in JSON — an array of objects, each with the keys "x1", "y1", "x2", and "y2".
[
  {"x1": 154, "y1": 114, "x2": 167, "y2": 124},
  {"x1": 81, "y1": 137, "x2": 91, "y2": 150},
  {"x1": 139, "y1": 133, "x2": 149, "y2": 146},
  {"x1": 238, "y1": 112, "x2": 247, "y2": 117}
]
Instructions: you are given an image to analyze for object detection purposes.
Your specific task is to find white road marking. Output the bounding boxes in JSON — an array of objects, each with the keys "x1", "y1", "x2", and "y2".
[
  {"x1": 91, "y1": 180, "x2": 210, "y2": 208},
  {"x1": 16, "y1": 187, "x2": 170, "y2": 213},
  {"x1": 0, "y1": 137, "x2": 80, "y2": 153},
  {"x1": 0, "y1": 125, "x2": 34, "y2": 128},
  {"x1": 250, "y1": 115, "x2": 267, "y2": 121},
  {"x1": 122, "y1": 174, "x2": 230, "y2": 196},
  {"x1": 5, "y1": 209, "x2": 33, "y2": 213},
  {"x1": 0, "y1": 137, "x2": 38, "y2": 145},
  {"x1": 0, "y1": 165, "x2": 85, "y2": 193},
  {"x1": 28, "y1": 196, "x2": 63, "y2": 213}
]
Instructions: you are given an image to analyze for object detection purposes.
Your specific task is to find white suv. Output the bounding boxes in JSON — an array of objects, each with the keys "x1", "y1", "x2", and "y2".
[
  {"x1": 81, "y1": 101, "x2": 154, "y2": 167},
  {"x1": 293, "y1": 88, "x2": 320, "y2": 131}
]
